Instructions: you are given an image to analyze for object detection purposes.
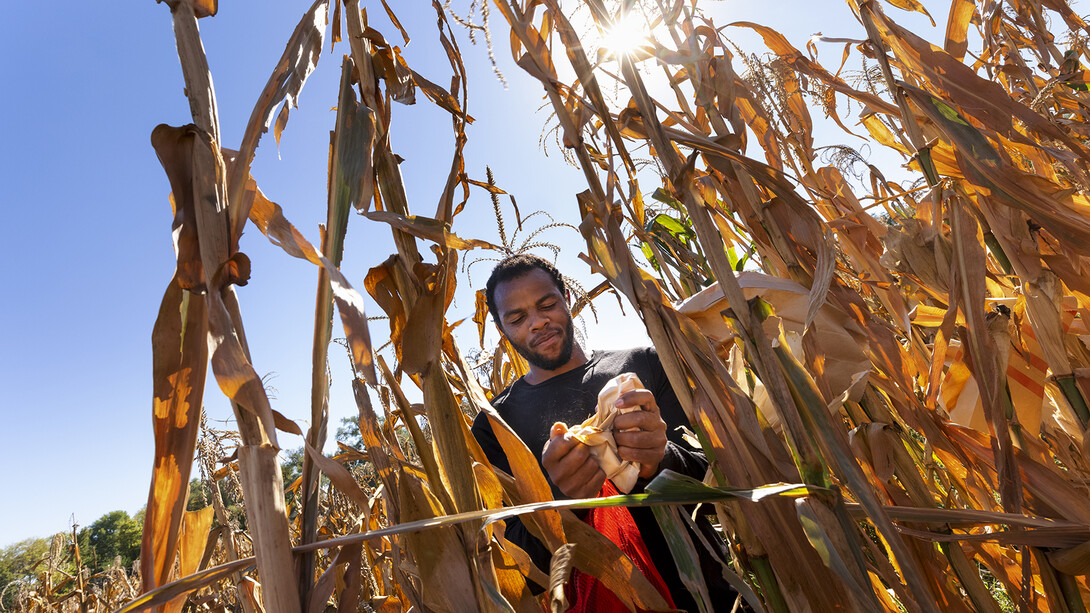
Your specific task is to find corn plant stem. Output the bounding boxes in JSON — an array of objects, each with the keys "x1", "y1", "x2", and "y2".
[
  {"x1": 204, "y1": 450, "x2": 256, "y2": 613},
  {"x1": 71, "y1": 525, "x2": 85, "y2": 610},
  {"x1": 939, "y1": 542, "x2": 1003, "y2": 613},
  {"x1": 1057, "y1": 569, "x2": 1089, "y2": 613},
  {"x1": 1030, "y1": 548, "x2": 1071, "y2": 613},
  {"x1": 553, "y1": 2, "x2": 832, "y2": 605},
  {"x1": 618, "y1": 39, "x2": 827, "y2": 485},
  {"x1": 949, "y1": 198, "x2": 1024, "y2": 508},
  {"x1": 343, "y1": 0, "x2": 423, "y2": 277},
  {"x1": 887, "y1": 423, "x2": 1002, "y2": 611},
  {"x1": 148, "y1": 8, "x2": 221, "y2": 604},
  {"x1": 299, "y1": 251, "x2": 330, "y2": 601},
  {"x1": 169, "y1": 2, "x2": 220, "y2": 145},
  {"x1": 298, "y1": 56, "x2": 360, "y2": 601},
  {"x1": 489, "y1": 0, "x2": 614, "y2": 205},
  {"x1": 583, "y1": 183, "x2": 797, "y2": 607},
  {"x1": 749, "y1": 556, "x2": 790, "y2": 613},
  {"x1": 982, "y1": 233, "x2": 1013, "y2": 275},
  {"x1": 163, "y1": 3, "x2": 302, "y2": 611},
  {"x1": 972, "y1": 190, "x2": 1090, "y2": 432},
  {"x1": 859, "y1": 5, "x2": 1029, "y2": 607},
  {"x1": 618, "y1": 108, "x2": 816, "y2": 613},
  {"x1": 223, "y1": 291, "x2": 303, "y2": 613},
  {"x1": 348, "y1": 377, "x2": 401, "y2": 516},
  {"x1": 376, "y1": 355, "x2": 453, "y2": 515}
]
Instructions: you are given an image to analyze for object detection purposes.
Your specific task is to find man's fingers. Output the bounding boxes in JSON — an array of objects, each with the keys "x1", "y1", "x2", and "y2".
[
  {"x1": 571, "y1": 461, "x2": 606, "y2": 495},
  {"x1": 543, "y1": 428, "x2": 577, "y2": 459},
  {"x1": 614, "y1": 428, "x2": 665, "y2": 449},
  {"x1": 552, "y1": 438, "x2": 595, "y2": 474},
  {"x1": 614, "y1": 409, "x2": 666, "y2": 433},
  {"x1": 543, "y1": 432, "x2": 594, "y2": 478},
  {"x1": 617, "y1": 445, "x2": 663, "y2": 465},
  {"x1": 543, "y1": 435, "x2": 606, "y2": 498},
  {"x1": 615, "y1": 389, "x2": 659, "y2": 413},
  {"x1": 565, "y1": 469, "x2": 606, "y2": 499}
]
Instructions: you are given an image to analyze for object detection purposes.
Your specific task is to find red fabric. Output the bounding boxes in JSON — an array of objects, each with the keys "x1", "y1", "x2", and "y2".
[{"x1": 566, "y1": 480, "x2": 676, "y2": 612}]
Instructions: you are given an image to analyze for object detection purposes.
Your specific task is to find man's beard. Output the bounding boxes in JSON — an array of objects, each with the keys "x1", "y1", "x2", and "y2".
[{"x1": 513, "y1": 316, "x2": 576, "y2": 371}]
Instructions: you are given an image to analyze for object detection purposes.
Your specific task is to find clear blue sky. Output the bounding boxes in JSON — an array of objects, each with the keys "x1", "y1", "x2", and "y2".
[{"x1": 0, "y1": 0, "x2": 943, "y2": 546}]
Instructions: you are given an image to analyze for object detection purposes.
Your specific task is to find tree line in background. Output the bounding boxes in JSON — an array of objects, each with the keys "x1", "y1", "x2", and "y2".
[{"x1": 0, "y1": 416, "x2": 373, "y2": 611}]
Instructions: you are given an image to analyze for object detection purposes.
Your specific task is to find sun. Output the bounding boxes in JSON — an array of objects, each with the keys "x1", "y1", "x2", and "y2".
[{"x1": 599, "y1": 11, "x2": 652, "y2": 58}]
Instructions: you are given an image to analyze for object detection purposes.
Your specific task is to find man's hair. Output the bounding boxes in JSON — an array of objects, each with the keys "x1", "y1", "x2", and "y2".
[{"x1": 485, "y1": 254, "x2": 566, "y2": 327}]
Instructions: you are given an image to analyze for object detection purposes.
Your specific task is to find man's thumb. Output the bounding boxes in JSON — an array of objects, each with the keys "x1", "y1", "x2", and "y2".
[{"x1": 550, "y1": 422, "x2": 568, "y2": 437}]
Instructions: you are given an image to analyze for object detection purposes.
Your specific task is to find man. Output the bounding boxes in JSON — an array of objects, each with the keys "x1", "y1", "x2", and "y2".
[{"x1": 471, "y1": 254, "x2": 734, "y2": 611}]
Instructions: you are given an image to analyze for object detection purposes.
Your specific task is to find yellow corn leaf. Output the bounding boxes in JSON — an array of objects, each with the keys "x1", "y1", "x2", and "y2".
[
  {"x1": 911, "y1": 304, "x2": 961, "y2": 327},
  {"x1": 861, "y1": 112, "x2": 910, "y2": 155},
  {"x1": 881, "y1": 0, "x2": 935, "y2": 26},
  {"x1": 944, "y1": 0, "x2": 976, "y2": 61},
  {"x1": 163, "y1": 506, "x2": 216, "y2": 613}
]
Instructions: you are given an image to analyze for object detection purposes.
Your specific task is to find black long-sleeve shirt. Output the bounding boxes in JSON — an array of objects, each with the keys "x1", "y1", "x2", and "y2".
[{"x1": 471, "y1": 347, "x2": 735, "y2": 611}]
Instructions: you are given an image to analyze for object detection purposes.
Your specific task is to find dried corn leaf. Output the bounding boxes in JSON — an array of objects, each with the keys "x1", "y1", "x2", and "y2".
[{"x1": 142, "y1": 276, "x2": 209, "y2": 598}]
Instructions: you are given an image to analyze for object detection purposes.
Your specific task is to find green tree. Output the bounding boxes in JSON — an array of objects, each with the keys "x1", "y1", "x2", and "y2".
[
  {"x1": 187, "y1": 478, "x2": 212, "y2": 511},
  {"x1": 0, "y1": 537, "x2": 49, "y2": 609},
  {"x1": 76, "y1": 511, "x2": 141, "y2": 575},
  {"x1": 281, "y1": 447, "x2": 304, "y2": 487}
]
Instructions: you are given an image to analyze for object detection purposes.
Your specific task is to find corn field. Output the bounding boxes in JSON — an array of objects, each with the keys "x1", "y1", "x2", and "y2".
[{"x1": 13, "y1": 0, "x2": 1090, "y2": 610}]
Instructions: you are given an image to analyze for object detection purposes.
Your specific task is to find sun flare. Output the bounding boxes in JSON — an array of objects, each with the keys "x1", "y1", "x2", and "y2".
[{"x1": 600, "y1": 12, "x2": 651, "y2": 57}]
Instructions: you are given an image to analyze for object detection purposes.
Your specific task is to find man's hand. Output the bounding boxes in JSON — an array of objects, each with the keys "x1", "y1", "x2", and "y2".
[
  {"x1": 542, "y1": 423, "x2": 607, "y2": 498},
  {"x1": 612, "y1": 389, "x2": 668, "y2": 479}
]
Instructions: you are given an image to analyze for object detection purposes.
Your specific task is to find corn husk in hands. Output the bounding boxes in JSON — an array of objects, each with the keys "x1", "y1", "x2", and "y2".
[{"x1": 561, "y1": 372, "x2": 646, "y2": 493}]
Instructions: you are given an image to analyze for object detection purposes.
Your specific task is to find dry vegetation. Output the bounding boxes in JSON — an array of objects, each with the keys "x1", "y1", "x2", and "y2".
[{"x1": 12, "y1": 0, "x2": 1090, "y2": 610}]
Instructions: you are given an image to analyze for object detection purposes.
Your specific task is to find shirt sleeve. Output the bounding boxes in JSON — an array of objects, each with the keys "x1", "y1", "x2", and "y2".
[{"x1": 470, "y1": 411, "x2": 512, "y2": 475}]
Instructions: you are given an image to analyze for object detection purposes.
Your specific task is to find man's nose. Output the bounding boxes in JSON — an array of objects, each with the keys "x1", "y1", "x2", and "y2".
[{"x1": 527, "y1": 310, "x2": 548, "y2": 330}]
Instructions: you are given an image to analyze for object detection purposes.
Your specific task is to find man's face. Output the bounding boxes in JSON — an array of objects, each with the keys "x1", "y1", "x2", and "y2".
[{"x1": 494, "y1": 268, "x2": 576, "y2": 372}]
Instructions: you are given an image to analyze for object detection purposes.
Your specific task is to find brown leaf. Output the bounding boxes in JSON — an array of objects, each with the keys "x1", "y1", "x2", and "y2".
[
  {"x1": 363, "y1": 210, "x2": 500, "y2": 251},
  {"x1": 729, "y1": 21, "x2": 902, "y2": 118},
  {"x1": 398, "y1": 471, "x2": 479, "y2": 612},
  {"x1": 141, "y1": 276, "x2": 209, "y2": 597},
  {"x1": 378, "y1": 0, "x2": 410, "y2": 44},
  {"x1": 866, "y1": 4, "x2": 1090, "y2": 168},
  {"x1": 151, "y1": 124, "x2": 216, "y2": 291},
  {"x1": 245, "y1": 182, "x2": 376, "y2": 384},
  {"x1": 902, "y1": 84, "x2": 1090, "y2": 250},
  {"x1": 490, "y1": 536, "x2": 540, "y2": 613},
  {"x1": 226, "y1": 0, "x2": 331, "y2": 242},
  {"x1": 411, "y1": 69, "x2": 473, "y2": 121}
]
